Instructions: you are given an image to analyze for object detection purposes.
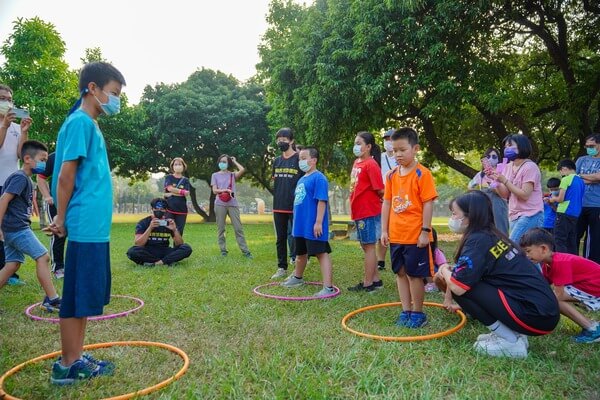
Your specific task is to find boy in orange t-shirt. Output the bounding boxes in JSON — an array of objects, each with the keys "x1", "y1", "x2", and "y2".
[{"x1": 381, "y1": 127, "x2": 438, "y2": 328}]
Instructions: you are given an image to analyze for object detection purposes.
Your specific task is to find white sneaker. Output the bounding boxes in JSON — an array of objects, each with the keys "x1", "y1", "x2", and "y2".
[
  {"x1": 271, "y1": 268, "x2": 288, "y2": 279},
  {"x1": 474, "y1": 335, "x2": 528, "y2": 358},
  {"x1": 313, "y1": 287, "x2": 336, "y2": 297},
  {"x1": 281, "y1": 275, "x2": 304, "y2": 288},
  {"x1": 476, "y1": 332, "x2": 529, "y2": 349}
]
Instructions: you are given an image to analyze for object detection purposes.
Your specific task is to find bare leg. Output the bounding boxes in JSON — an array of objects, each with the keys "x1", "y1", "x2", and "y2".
[
  {"x1": 316, "y1": 252, "x2": 332, "y2": 287},
  {"x1": 361, "y1": 243, "x2": 379, "y2": 286},
  {"x1": 376, "y1": 240, "x2": 386, "y2": 264},
  {"x1": 59, "y1": 317, "x2": 87, "y2": 366},
  {"x1": 35, "y1": 253, "x2": 58, "y2": 298},
  {"x1": 408, "y1": 275, "x2": 425, "y2": 312},
  {"x1": 396, "y1": 270, "x2": 412, "y2": 311},
  {"x1": 0, "y1": 262, "x2": 20, "y2": 288},
  {"x1": 294, "y1": 254, "x2": 308, "y2": 277},
  {"x1": 558, "y1": 299, "x2": 594, "y2": 330}
]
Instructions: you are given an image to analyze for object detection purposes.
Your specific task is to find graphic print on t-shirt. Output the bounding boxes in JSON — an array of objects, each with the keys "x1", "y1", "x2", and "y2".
[
  {"x1": 294, "y1": 182, "x2": 307, "y2": 206},
  {"x1": 349, "y1": 166, "x2": 361, "y2": 193},
  {"x1": 392, "y1": 189, "x2": 412, "y2": 214}
]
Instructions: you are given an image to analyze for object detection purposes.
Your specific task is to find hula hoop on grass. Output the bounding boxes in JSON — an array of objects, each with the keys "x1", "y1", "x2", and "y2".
[
  {"x1": 253, "y1": 281, "x2": 341, "y2": 301},
  {"x1": 25, "y1": 294, "x2": 144, "y2": 323},
  {"x1": 0, "y1": 340, "x2": 189, "y2": 400},
  {"x1": 342, "y1": 301, "x2": 467, "y2": 342}
]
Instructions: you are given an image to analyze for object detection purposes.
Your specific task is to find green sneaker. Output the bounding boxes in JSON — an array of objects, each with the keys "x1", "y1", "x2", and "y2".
[
  {"x1": 281, "y1": 275, "x2": 304, "y2": 288},
  {"x1": 50, "y1": 358, "x2": 101, "y2": 385}
]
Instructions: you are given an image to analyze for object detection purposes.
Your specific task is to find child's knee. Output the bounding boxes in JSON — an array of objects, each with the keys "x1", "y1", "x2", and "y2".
[{"x1": 36, "y1": 253, "x2": 50, "y2": 266}]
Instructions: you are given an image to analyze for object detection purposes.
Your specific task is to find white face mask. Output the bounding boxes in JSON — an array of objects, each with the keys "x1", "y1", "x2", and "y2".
[
  {"x1": 173, "y1": 165, "x2": 184, "y2": 173},
  {"x1": 0, "y1": 100, "x2": 13, "y2": 115},
  {"x1": 353, "y1": 144, "x2": 363, "y2": 157},
  {"x1": 384, "y1": 141, "x2": 393, "y2": 152},
  {"x1": 448, "y1": 217, "x2": 466, "y2": 234}
]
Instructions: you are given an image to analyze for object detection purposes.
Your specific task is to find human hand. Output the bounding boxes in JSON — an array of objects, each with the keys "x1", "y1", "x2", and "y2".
[
  {"x1": 49, "y1": 215, "x2": 66, "y2": 237},
  {"x1": 380, "y1": 232, "x2": 389, "y2": 247},
  {"x1": 167, "y1": 219, "x2": 177, "y2": 231},
  {"x1": 417, "y1": 231, "x2": 430, "y2": 248},
  {"x1": 20, "y1": 116, "x2": 32, "y2": 133},
  {"x1": 150, "y1": 218, "x2": 161, "y2": 229},
  {"x1": 44, "y1": 196, "x2": 54, "y2": 206},
  {"x1": 230, "y1": 156, "x2": 236, "y2": 163},
  {"x1": 1, "y1": 110, "x2": 15, "y2": 128},
  {"x1": 313, "y1": 222, "x2": 323, "y2": 238}
]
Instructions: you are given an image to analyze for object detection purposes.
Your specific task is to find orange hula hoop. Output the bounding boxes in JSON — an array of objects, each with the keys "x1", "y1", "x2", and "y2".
[
  {"x1": 0, "y1": 341, "x2": 190, "y2": 400},
  {"x1": 342, "y1": 301, "x2": 467, "y2": 342}
]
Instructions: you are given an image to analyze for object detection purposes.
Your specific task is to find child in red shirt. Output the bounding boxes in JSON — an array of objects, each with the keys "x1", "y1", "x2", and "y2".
[
  {"x1": 348, "y1": 132, "x2": 385, "y2": 292},
  {"x1": 521, "y1": 228, "x2": 600, "y2": 343}
]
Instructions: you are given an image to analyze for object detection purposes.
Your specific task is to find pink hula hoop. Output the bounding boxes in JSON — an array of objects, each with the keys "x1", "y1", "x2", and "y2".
[
  {"x1": 25, "y1": 294, "x2": 144, "y2": 323},
  {"x1": 253, "y1": 281, "x2": 341, "y2": 301}
]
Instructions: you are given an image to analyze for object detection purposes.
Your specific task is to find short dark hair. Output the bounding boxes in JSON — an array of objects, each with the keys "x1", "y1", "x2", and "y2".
[
  {"x1": 79, "y1": 62, "x2": 126, "y2": 92},
  {"x1": 0, "y1": 84, "x2": 13, "y2": 95},
  {"x1": 301, "y1": 146, "x2": 319, "y2": 161},
  {"x1": 557, "y1": 159, "x2": 576, "y2": 171},
  {"x1": 585, "y1": 134, "x2": 600, "y2": 144},
  {"x1": 546, "y1": 177, "x2": 561, "y2": 188},
  {"x1": 275, "y1": 127, "x2": 294, "y2": 140},
  {"x1": 519, "y1": 228, "x2": 554, "y2": 248},
  {"x1": 391, "y1": 127, "x2": 419, "y2": 146},
  {"x1": 20, "y1": 140, "x2": 47, "y2": 161},
  {"x1": 503, "y1": 134, "x2": 532, "y2": 159},
  {"x1": 150, "y1": 198, "x2": 167, "y2": 209}
]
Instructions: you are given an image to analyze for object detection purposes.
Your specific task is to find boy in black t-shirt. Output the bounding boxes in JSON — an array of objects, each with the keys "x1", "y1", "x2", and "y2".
[
  {"x1": 0, "y1": 140, "x2": 61, "y2": 311},
  {"x1": 126, "y1": 198, "x2": 192, "y2": 266}
]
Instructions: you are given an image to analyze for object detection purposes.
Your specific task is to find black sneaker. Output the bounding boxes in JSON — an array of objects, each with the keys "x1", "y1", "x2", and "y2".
[
  {"x1": 373, "y1": 280, "x2": 383, "y2": 290},
  {"x1": 42, "y1": 296, "x2": 61, "y2": 312},
  {"x1": 347, "y1": 282, "x2": 375, "y2": 292}
]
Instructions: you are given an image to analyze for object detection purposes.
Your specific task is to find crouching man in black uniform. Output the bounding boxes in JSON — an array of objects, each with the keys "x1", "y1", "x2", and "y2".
[{"x1": 126, "y1": 198, "x2": 192, "y2": 266}]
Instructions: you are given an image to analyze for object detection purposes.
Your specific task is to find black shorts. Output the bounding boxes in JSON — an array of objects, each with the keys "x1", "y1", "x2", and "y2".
[
  {"x1": 295, "y1": 237, "x2": 331, "y2": 257},
  {"x1": 390, "y1": 243, "x2": 433, "y2": 277}
]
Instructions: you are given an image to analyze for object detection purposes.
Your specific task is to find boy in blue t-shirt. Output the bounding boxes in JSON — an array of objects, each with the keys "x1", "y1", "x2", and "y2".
[
  {"x1": 48, "y1": 62, "x2": 126, "y2": 385},
  {"x1": 0, "y1": 140, "x2": 61, "y2": 310},
  {"x1": 543, "y1": 177, "x2": 560, "y2": 234},
  {"x1": 549, "y1": 159, "x2": 585, "y2": 255},
  {"x1": 281, "y1": 147, "x2": 334, "y2": 297}
]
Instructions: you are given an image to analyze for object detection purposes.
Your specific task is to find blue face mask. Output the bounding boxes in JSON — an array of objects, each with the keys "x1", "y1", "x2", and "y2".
[
  {"x1": 218, "y1": 162, "x2": 228, "y2": 171},
  {"x1": 587, "y1": 147, "x2": 598, "y2": 156},
  {"x1": 504, "y1": 147, "x2": 518, "y2": 161},
  {"x1": 94, "y1": 91, "x2": 121, "y2": 116},
  {"x1": 32, "y1": 161, "x2": 46, "y2": 174},
  {"x1": 353, "y1": 144, "x2": 363, "y2": 157},
  {"x1": 299, "y1": 159, "x2": 310, "y2": 172}
]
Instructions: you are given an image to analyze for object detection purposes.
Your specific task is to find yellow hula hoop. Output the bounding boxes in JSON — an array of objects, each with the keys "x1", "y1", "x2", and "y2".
[
  {"x1": 0, "y1": 341, "x2": 190, "y2": 400},
  {"x1": 341, "y1": 301, "x2": 467, "y2": 342}
]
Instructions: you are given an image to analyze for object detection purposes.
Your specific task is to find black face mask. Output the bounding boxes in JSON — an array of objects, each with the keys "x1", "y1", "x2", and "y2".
[
  {"x1": 153, "y1": 210, "x2": 165, "y2": 219},
  {"x1": 277, "y1": 142, "x2": 290, "y2": 152}
]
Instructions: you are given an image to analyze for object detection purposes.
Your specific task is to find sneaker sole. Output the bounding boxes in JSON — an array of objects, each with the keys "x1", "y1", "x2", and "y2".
[
  {"x1": 281, "y1": 283, "x2": 304, "y2": 288},
  {"x1": 50, "y1": 377, "x2": 77, "y2": 386},
  {"x1": 42, "y1": 305, "x2": 60, "y2": 313},
  {"x1": 473, "y1": 342, "x2": 528, "y2": 358}
]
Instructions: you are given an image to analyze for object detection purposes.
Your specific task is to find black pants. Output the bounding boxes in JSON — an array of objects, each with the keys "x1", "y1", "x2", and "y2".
[
  {"x1": 44, "y1": 202, "x2": 66, "y2": 271},
  {"x1": 452, "y1": 282, "x2": 559, "y2": 336},
  {"x1": 274, "y1": 212, "x2": 295, "y2": 269},
  {"x1": 554, "y1": 213, "x2": 579, "y2": 255},
  {"x1": 577, "y1": 207, "x2": 600, "y2": 263},
  {"x1": 167, "y1": 213, "x2": 188, "y2": 236},
  {"x1": 126, "y1": 244, "x2": 193, "y2": 265}
]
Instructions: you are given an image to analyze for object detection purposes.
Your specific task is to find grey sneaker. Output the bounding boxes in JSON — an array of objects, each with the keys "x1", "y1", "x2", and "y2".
[
  {"x1": 313, "y1": 287, "x2": 336, "y2": 297},
  {"x1": 281, "y1": 275, "x2": 304, "y2": 288},
  {"x1": 271, "y1": 268, "x2": 288, "y2": 279}
]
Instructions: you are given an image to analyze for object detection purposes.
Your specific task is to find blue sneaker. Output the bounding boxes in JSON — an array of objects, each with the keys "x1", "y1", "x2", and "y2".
[
  {"x1": 395, "y1": 311, "x2": 412, "y2": 327},
  {"x1": 573, "y1": 324, "x2": 600, "y2": 344},
  {"x1": 50, "y1": 358, "x2": 102, "y2": 385},
  {"x1": 41, "y1": 296, "x2": 61, "y2": 313},
  {"x1": 7, "y1": 276, "x2": 25, "y2": 286},
  {"x1": 82, "y1": 353, "x2": 116, "y2": 373},
  {"x1": 407, "y1": 311, "x2": 428, "y2": 328}
]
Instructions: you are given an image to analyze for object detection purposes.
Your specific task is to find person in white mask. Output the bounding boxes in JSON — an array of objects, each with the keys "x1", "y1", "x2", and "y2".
[
  {"x1": 0, "y1": 83, "x2": 33, "y2": 286},
  {"x1": 377, "y1": 129, "x2": 398, "y2": 271}
]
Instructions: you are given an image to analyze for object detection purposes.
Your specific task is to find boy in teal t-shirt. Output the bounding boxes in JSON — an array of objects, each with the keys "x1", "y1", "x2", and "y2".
[
  {"x1": 48, "y1": 62, "x2": 126, "y2": 385},
  {"x1": 549, "y1": 159, "x2": 585, "y2": 255}
]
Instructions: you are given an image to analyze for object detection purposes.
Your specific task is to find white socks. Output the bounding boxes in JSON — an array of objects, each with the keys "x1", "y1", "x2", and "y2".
[{"x1": 487, "y1": 321, "x2": 519, "y2": 343}]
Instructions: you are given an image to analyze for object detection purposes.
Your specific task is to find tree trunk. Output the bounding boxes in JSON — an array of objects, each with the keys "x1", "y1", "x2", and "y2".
[{"x1": 189, "y1": 182, "x2": 212, "y2": 222}]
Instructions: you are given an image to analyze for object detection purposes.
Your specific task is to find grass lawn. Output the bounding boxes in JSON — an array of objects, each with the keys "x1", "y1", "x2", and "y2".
[{"x1": 1, "y1": 220, "x2": 599, "y2": 399}]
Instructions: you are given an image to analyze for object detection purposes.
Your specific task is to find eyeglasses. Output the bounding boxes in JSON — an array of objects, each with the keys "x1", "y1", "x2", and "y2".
[{"x1": 488, "y1": 155, "x2": 498, "y2": 159}]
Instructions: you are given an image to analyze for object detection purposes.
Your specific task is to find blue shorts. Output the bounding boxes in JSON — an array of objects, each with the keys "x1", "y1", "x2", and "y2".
[
  {"x1": 59, "y1": 241, "x2": 111, "y2": 319},
  {"x1": 390, "y1": 243, "x2": 433, "y2": 278},
  {"x1": 354, "y1": 215, "x2": 381, "y2": 245},
  {"x1": 3, "y1": 228, "x2": 47, "y2": 264}
]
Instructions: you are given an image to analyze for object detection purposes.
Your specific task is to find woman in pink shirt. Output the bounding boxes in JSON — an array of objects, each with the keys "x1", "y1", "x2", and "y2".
[{"x1": 491, "y1": 134, "x2": 543, "y2": 242}]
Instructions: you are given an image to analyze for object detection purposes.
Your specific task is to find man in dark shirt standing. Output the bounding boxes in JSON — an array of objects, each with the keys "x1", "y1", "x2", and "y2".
[
  {"x1": 126, "y1": 198, "x2": 192, "y2": 266},
  {"x1": 271, "y1": 128, "x2": 303, "y2": 279}
]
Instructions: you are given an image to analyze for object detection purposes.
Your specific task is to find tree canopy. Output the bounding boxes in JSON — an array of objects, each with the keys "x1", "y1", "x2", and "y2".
[{"x1": 257, "y1": 0, "x2": 600, "y2": 177}]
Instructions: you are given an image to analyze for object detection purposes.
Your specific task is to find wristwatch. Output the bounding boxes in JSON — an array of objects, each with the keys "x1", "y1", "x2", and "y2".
[{"x1": 421, "y1": 227, "x2": 432, "y2": 232}]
